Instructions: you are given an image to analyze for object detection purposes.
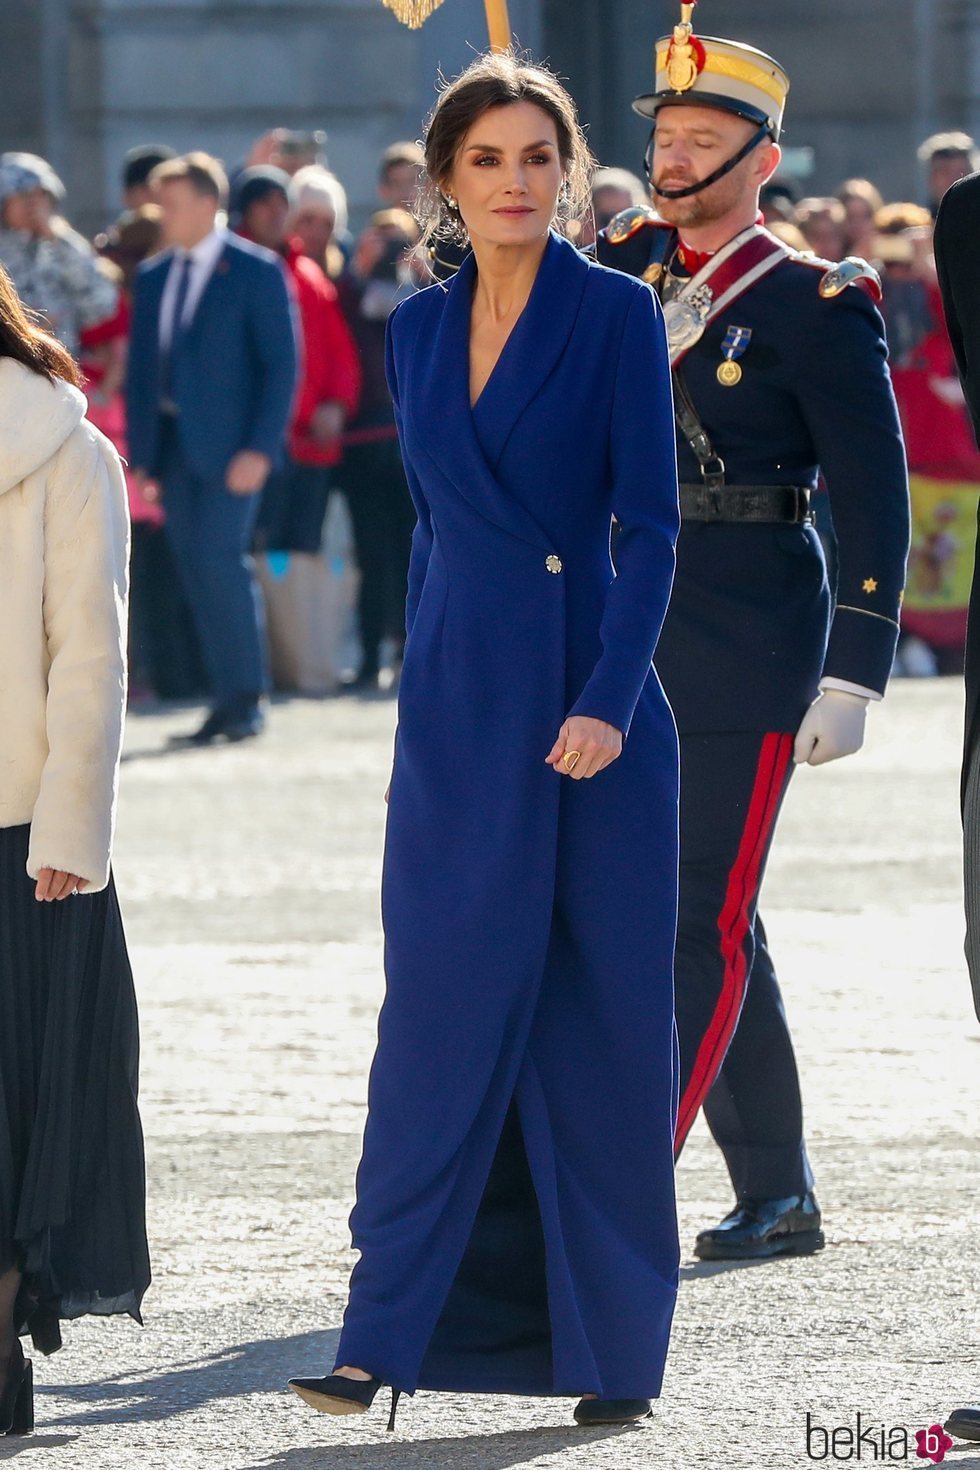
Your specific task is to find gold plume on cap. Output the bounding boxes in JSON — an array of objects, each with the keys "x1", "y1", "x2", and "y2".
[{"x1": 666, "y1": 3, "x2": 703, "y2": 92}]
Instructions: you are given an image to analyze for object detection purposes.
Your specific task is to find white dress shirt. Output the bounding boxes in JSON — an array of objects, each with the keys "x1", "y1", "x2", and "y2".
[{"x1": 158, "y1": 226, "x2": 227, "y2": 349}]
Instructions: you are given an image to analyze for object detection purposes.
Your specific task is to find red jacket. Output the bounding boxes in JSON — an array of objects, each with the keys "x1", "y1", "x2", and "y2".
[{"x1": 240, "y1": 232, "x2": 361, "y2": 466}]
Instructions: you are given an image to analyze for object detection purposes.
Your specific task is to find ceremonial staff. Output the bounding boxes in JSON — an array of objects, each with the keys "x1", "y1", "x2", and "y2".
[{"x1": 379, "y1": 0, "x2": 512, "y2": 51}]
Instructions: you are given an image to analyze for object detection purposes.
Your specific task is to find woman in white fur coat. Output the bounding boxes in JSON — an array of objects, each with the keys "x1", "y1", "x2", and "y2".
[{"x1": 0, "y1": 263, "x2": 149, "y2": 1438}]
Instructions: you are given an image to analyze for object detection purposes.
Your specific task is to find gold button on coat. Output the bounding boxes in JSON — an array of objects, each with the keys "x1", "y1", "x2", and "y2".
[{"x1": 545, "y1": 555, "x2": 563, "y2": 574}]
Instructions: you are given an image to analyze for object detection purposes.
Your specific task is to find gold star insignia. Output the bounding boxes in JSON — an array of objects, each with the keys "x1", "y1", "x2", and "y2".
[{"x1": 862, "y1": 578, "x2": 878, "y2": 595}]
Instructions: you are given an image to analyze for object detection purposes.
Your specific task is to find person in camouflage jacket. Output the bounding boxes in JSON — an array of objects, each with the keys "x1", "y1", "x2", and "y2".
[{"x1": 0, "y1": 153, "x2": 118, "y2": 357}]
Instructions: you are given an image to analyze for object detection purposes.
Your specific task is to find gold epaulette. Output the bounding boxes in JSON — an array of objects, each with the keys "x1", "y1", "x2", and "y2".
[
  {"x1": 795, "y1": 250, "x2": 883, "y2": 303},
  {"x1": 604, "y1": 205, "x2": 664, "y2": 244}
]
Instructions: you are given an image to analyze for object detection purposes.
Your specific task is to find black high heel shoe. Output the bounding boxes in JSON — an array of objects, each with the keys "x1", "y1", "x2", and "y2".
[
  {"x1": 573, "y1": 1395, "x2": 652, "y2": 1426},
  {"x1": 288, "y1": 1372, "x2": 401, "y2": 1432},
  {"x1": 0, "y1": 1340, "x2": 34, "y2": 1436}
]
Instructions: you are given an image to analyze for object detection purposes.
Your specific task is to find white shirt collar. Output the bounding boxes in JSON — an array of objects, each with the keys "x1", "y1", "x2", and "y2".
[{"x1": 177, "y1": 224, "x2": 226, "y2": 268}]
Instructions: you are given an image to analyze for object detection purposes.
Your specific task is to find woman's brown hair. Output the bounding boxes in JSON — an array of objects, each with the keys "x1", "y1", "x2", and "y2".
[
  {"x1": 0, "y1": 263, "x2": 83, "y2": 388},
  {"x1": 418, "y1": 50, "x2": 595, "y2": 249}
]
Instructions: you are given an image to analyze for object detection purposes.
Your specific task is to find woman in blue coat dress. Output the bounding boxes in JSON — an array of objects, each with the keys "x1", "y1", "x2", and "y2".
[{"x1": 290, "y1": 52, "x2": 681, "y2": 1430}]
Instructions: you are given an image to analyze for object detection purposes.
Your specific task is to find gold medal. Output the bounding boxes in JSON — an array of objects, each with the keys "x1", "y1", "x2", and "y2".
[{"x1": 717, "y1": 359, "x2": 742, "y2": 387}]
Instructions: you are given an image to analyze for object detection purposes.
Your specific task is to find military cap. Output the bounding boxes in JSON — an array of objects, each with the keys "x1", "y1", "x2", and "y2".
[{"x1": 633, "y1": 2, "x2": 790, "y2": 140}]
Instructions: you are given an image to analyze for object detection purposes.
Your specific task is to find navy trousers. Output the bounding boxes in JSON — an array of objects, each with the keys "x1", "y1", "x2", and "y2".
[
  {"x1": 157, "y1": 417, "x2": 267, "y2": 703},
  {"x1": 673, "y1": 730, "x2": 814, "y2": 1199}
]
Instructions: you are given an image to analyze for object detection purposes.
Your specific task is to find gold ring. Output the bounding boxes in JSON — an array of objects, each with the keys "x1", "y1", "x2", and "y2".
[{"x1": 563, "y1": 750, "x2": 581, "y2": 772}]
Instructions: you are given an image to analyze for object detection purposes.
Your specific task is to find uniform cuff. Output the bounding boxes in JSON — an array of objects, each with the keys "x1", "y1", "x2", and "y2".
[
  {"x1": 823, "y1": 604, "x2": 899, "y2": 698},
  {"x1": 819, "y1": 677, "x2": 882, "y2": 702}
]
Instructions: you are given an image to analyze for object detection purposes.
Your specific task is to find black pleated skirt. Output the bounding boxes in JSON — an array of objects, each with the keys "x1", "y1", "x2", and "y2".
[{"x1": 0, "y1": 824, "x2": 150, "y2": 1353}]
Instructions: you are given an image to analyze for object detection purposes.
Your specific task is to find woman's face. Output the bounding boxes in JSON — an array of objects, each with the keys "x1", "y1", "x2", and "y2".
[
  {"x1": 844, "y1": 197, "x2": 874, "y2": 241},
  {"x1": 801, "y1": 213, "x2": 846, "y2": 261},
  {"x1": 2, "y1": 188, "x2": 50, "y2": 233},
  {"x1": 291, "y1": 204, "x2": 336, "y2": 261},
  {"x1": 447, "y1": 101, "x2": 565, "y2": 250}
]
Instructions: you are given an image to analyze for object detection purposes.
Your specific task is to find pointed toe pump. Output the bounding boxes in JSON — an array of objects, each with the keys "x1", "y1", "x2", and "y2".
[
  {"x1": 0, "y1": 1341, "x2": 34, "y2": 1436},
  {"x1": 573, "y1": 1395, "x2": 653, "y2": 1427},
  {"x1": 288, "y1": 1373, "x2": 401, "y2": 1431}
]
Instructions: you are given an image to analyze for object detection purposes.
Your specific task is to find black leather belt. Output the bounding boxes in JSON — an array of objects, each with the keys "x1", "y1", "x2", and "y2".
[{"x1": 679, "y1": 484, "x2": 813, "y2": 524}]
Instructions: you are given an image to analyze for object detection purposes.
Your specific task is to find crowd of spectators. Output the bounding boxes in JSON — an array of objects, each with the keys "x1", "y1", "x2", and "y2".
[
  {"x1": 0, "y1": 125, "x2": 975, "y2": 733},
  {"x1": 0, "y1": 133, "x2": 429, "y2": 730}
]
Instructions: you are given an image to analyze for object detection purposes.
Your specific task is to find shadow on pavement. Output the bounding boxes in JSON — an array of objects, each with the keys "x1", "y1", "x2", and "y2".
[
  {"x1": 37, "y1": 1328, "x2": 340, "y2": 1429},
  {"x1": 120, "y1": 743, "x2": 213, "y2": 764},
  {"x1": 679, "y1": 1257, "x2": 778, "y2": 1280},
  {"x1": 0, "y1": 1435, "x2": 77, "y2": 1457},
  {"x1": 240, "y1": 1422, "x2": 630, "y2": 1470}
]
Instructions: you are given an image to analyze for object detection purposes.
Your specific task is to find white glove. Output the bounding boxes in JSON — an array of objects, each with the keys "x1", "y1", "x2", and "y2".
[{"x1": 793, "y1": 689, "x2": 869, "y2": 767}]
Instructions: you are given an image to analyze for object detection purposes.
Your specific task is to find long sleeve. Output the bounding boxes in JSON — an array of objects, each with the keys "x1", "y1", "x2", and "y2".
[
  {"x1": 385, "y1": 314, "x2": 433, "y2": 641},
  {"x1": 28, "y1": 423, "x2": 131, "y2": 891},
  {"x1": 289, "y1": 266, "x2": 361, "y2": 436},
  {"x1": 568, "y1": 286, "x2": 680, "y2": 735},
  {"x1": 935, "y1": 182, "x2": 980, "y2": 446},
  {"x1": 318, "y1": 293, "x2": 361, "y2": 418},
  {"x1": 793, "y1": 287, "x2": 910, "y2": 696},
  {"x1": 244, "y1": 257, "x2": 299, "y2": 459},
  {"x1": 49, "y1": 225, "x2": 120, "y2": 331},
  {"x1": 0, "y1": 226, "x2": 118, "y2": 355}
]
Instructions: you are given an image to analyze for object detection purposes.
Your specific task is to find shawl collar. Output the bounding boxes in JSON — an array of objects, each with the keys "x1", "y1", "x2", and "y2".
[{"x1": 414, "y1": 231, "x2": 591, "y2": 552}]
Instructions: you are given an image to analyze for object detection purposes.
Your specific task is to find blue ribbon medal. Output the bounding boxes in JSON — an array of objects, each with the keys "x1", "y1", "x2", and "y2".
[{"x1": 717, "y1": 325, "x2": 753, "y2": 386}]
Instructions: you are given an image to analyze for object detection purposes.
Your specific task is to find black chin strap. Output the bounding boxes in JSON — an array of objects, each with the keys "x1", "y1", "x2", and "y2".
[{"x1": 646, "y1": 123, "x2": 770, "y2": 199}]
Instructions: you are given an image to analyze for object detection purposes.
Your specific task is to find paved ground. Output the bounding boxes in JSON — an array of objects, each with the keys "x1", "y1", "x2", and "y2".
[{"x1": 4, "y1": 679, "x2": 979, "y2": 1470}]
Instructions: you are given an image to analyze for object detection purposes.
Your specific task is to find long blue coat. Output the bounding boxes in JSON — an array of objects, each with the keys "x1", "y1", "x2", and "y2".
[{"x1": 336, "y1": 232, "x2": 681, "y2": 1400}]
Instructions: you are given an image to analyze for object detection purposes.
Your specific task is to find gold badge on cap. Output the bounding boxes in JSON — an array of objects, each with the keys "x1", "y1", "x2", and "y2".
[{"x1": 665, "y1": 2, "x2": 706, "y2": 92}]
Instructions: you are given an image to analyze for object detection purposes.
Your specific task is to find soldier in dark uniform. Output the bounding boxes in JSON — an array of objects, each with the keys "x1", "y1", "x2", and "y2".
[{"x1": 595, "y1": 2, "x2": 909, "y2": 1277}]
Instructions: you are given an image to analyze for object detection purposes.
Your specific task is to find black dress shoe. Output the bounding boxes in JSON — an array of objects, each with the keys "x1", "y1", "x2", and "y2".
[
  {"x1": 945, "y1": 1406, "x2": 980, "y2": 1441},
  {"x1": 170, "y1": 698, "x2": 265, "y2": 747},
  {"x1": 219, "y1": 703, "x2": 266, "y2": 743},
  {"x1": 573, "y1": 1397, "x2": 652, "y2": 1426},
  {"x1": 694, "y1": 1191, "x2": 825, "y2": 1261}
]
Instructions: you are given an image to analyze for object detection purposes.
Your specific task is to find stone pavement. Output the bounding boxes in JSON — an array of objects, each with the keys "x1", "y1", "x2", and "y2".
[{"x1": 3, "y1": 680, "x2": 978, "y2": 1470}]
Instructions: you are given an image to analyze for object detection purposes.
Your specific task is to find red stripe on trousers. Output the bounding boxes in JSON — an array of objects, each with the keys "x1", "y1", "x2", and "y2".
[{"x1": 674, "y1": 732, "x2": 794, "y2": 1152}]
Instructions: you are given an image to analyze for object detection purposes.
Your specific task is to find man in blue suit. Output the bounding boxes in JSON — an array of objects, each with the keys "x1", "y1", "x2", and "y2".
[{"x1": 127, "y1": 151, "x2": 298, "y2": 743}]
